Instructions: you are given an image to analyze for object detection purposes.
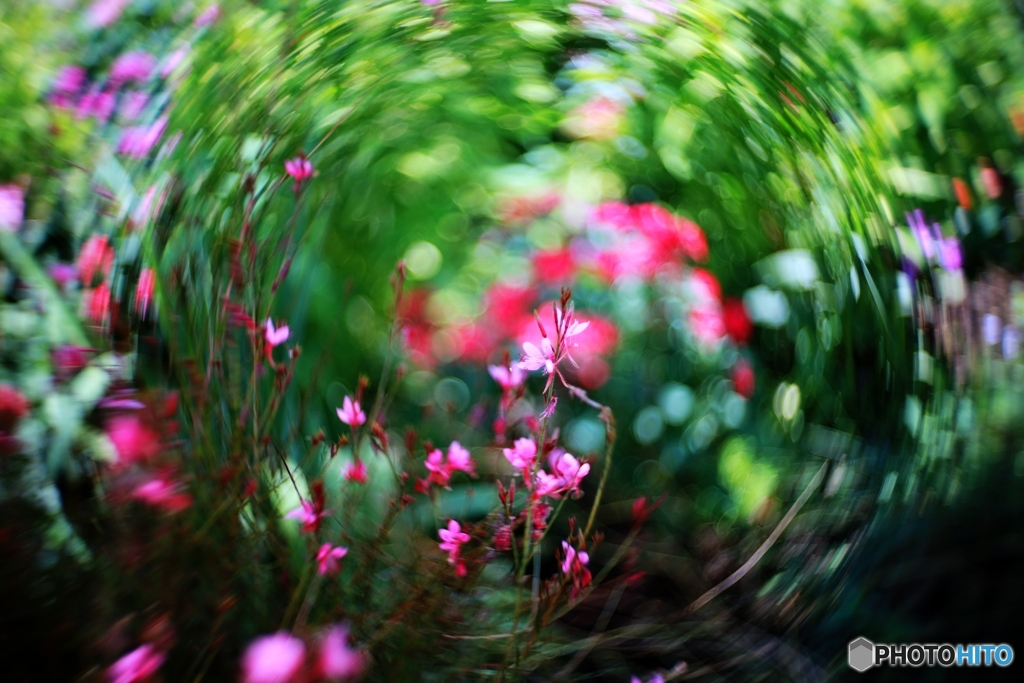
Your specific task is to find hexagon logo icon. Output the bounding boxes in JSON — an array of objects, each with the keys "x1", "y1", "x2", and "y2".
[{"x1": 848, "y1": 637, "x2": 875, "y2": 672}]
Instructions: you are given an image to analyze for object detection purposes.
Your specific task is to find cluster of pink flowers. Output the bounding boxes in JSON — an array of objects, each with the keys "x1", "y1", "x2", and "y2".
[
  {"x1": 241, "y1": 626, "x2": 364, "y2": 683},
  {"x1": 438, "y1": 519, "x2": 471, "y2": 576},
  {"x1": 560, "y1": 540, "x2": 592, "y2": 599},
  {"x1": 586, "y1": 201, "x2": 708, "y2": 280},
  {"x1": 418, "y1": 441, "x2": 476, "y2": 492}
]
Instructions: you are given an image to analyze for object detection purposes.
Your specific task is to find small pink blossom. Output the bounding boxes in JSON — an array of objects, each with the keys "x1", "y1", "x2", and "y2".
[
  {"x1": 560, "y1": 540, "x2": 592, "y2": 597},
  {"x1": 316, "y1": 543, "x2": 349, "y2": 575},
  {"x1": 195, "y1": 3, "x2": 221, "y2": 27},
  {"x1": 343, "y1": 460, "x2": 367, "y2": 484},
  {"x1": 424, "y1": 448, "x2": 451, "y2": 487},
  {"x1": 110, "y1": 52, "x2": 155, "y2": 86},
  {"x1": 336, "y1": 396, "x2": 366, "y2": 428},
  {"x1": 241, "y1": 632, "x2": 306, "y2": 683},
  {"x1": 0, "y1": 184, "x2": 24, "y2": 232},
  {"x1": 161, "y1": 48, "x2": 189, "y2": 78},
  {"x1": 87, "y1": 0, "x2": 132, "y2": 28},
  {"x1": 132, "y1": 476, "x2": 192, "y2": 513},
  {"x1": 284, "y1": 156, "x2": 313, "y2": 191},
  {"x1": 438, "y1": 519, "x2": 470, "y2": 575},
  {"x1": 121, "y1": 91, "x2": 149, "y2": 121},
  {"x1": 118, "y1": 116, "x2": 168, "y2": 159},
  {"x1": 488, "y1": 363, "x2": 524, "y2": 391},
  {"x1": 135, "y1": 268, "x2": 155, "y2": 317},
  {"x1": 265, "y1": 319, "x2": 290, "y2": 346},
  {"x1": 518, "y1": 338, "x2": 556, "y2": 374},
  {"x1": 107, "y1": 415, "x2": 160, "y2": 467},
  {"x1": 553, "y1": 452, "x2": 590, "y2": 496},
  {"x1": 76, "y1": 88, "x2": 116, "y2": 122},
  {"x1": 316, "y1": 624, "x2": 365, "y2": 680},
  {"x1": 77, "y1": 234, "x2": 114, "y2": 285},
  {"x1": 108, "y1": 643, "x2": 164, "y2": 683},
  {"x1": 446, "y1": 441, "x2": 475, "y2": 476},
  {"x1": 502, "y1": 437, "x2": 537, "y2": 473},
  {"x1": 533, "y1": 469, "x2": 563, "y2": 497},
  {"x1": 285, "y1": 499, "x2": 328, "y2": 534}
]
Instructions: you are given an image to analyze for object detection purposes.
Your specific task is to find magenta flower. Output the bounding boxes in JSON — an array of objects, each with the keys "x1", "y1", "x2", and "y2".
[
  {"x1": 560, "y1": 540, "x2": 592, "y2": 597},
  {"x1": 317, "y1": 624, "x2": 365, "y2": 680},
  {"x1": 0, "y1": 184, "x2": 24, "y2": 232},
  {"x1": 76, "y1": 87, "x2": 116, "y2": 122},
  {"x1": 502, "y1": 437, "x2": 537, "y2": 473},
  {"x1": 265, "y1": 319, "x2": 290, "y2": 346},
  {"x1": 553, "y1": 452, "x2": 589, "y2": 497},
  {"x1": 161, "y1": 47, "x2": 189, "y2": 78},
  {"x1": 284, "y1": 156, "x2": 313, "y2": 191},
  {"x1": 195, "y1": 3, "x2": 221, "y2": 27},
  {"x1": 83, "y1": 283, "x2": 112, "y2": 328},
  {"x1": 316, "y1": 543, "x2": 349, "y2": 575},
  {"x1": 107, "y1": 415, "x2": 160, "y2": 467},
  {"x1": 439, "y1": 519, "x2": 470, "y2": 575},
  {"x1": 87, "y1": 0, "x2": 132, "y2": 28},
  {"x1": 518, "y1": 337, "x2": 556, "y2": 374},
  {"x1": 487, "y1": 363, "x2": 525, "y2": 391},
  {"x1": 135, "y1": 268, "x2": 155, "y2": 317},
  {"x1": 533, "y1": 469, "x2": 563, "y2": 498},
  {"x1": 132, "y1": 476, "x2": 192, "y2": 513},
  {"x1": 336, "y1": 396, "x2": 366, "y2": 428},
  {"x1": 446, "y1": 441, "x2": 475, "y2": 476},
  {"x1": 110, "y1": 51, "x2": 156, "y2": 86},
  {"x1": 108, "y1": 644, "x2": 164, "y2": 683},
  {"x1": 285, "y1": 499, "x2": 328, "y2": 534},
  {"x1": 118, "y1": 116, "x2": 168, "y2": 159},
  {"x1": 343, "y1": 460, "x2": 368, "y2": 484},
  {"x1": 122, "y1": 91, "x2": 149, "y2": 121},
  {"x1": 241, "y1": 632, "x2": 306, "y2": 683},
  {"x1": 77, "y1": 234, "x2": 114, "y2": 286},
  {"x1": 424, "y1": 448, "x2": 451, "y2": 487},
  {"x1": 50, "y1": 65, "x2": 86, "y2": 107}
]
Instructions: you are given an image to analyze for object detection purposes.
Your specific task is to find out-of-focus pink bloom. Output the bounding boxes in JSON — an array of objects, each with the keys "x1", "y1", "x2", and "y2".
[
  {"x1": 83, "y1": 283, "x2": 112, "y2": 328},
  {"x1": 553, "y1": 452, "x2": 589, "y2": 496},
  {"x1": 336, "y1": 396, "x2": 366, "y2": 428},
  {"x1": 49, "y1": 263, "x2": 78, "y2": 288},
  {"x1": 688, "y1": 268, "x2": 721, "y2": 303},
  {"x1": 675, "y1": 217, "x2": 708, "y2": 261},
  {"x1": 0, "y1": 384, "x2": 30, "y2": 434},
  {"x1": 132, "y1": 476, "x2": 192, "y2": 513},
  {"x1": 87, "y1": 0, "x2": 132, "y2": 28},
  {"x1": 53, "y1": 345, "x2": 93, "y2": 381},
  {"x1": 343, "y1": 460, "x2": 367, "y2": 484},
  {"x1": 265, "y1": 319, "x2": 290, "y2": 346},
  {"x1": 110, "y1": 52, "x2": 155, "y2": 86},
  {"x1": 78, "y1": 234, "x2": 114, "y2": 285},
  {"x1": 722, "y1": 298, "x2": 752, "y2": 344},
  {"x1": 161, "y1": 48, "x2": 189, "y2": 78},
  {"x1": 316, "y1": 543, "x2": 349, "y2": 575},
  {"x1": 76, "y1": 87, "x2": 116, "y2": 122},
  {"x1": 689, "y1": 306, "x2": 725, "y2": 346},
  {"x1": 732, "y1": 359, "x2": 755, "y2": 399},
  {"x1": 121, "y1": 91, "x2": 149, "y2": 120},
  {"x1": 285, "y1": 499, "x2": 328, "y2": 534},
  {"x1": 0, "y1": 184, "x2": 24, "y2": 231},
  {"x1": 533, "y1": 248, "x2": 576, "y2": 283},
  {"x1": 591, "y1": 201, "x2": 634, "y2": 230},
  {"x1": 241, "y1": 633, "x2": 306, "y2": 683},
  {"x1": 907, "y1": 210, "x2": 934, "y2": 260},
  {"x1": 446, "y1": 441, "x2": 475, "y2": 476},
  {"x1": 533, "y1": 469, "x2": 563, "y2": 497},
  {"x1": 316, "y1": 625, "x2": 365, "y2": 680},
  {"x1": 118, "y1": 116, "x2": 168, "y2": 159},
  {"x1": 424, "y1": 448, "x2": 451, "y2": 487},
  {"x1": 981, "y1": 165, "x2": 1002, "y2": 198},
  {"x1": 284, "y1": 156, "x2": 313, "y2": 190},
  {"x1": 563, "y1": 96, "x2": 625, "y2": 140},
  {"x1": 50, "y1": 65, "x2": 87, "y2": 107},
  {"x1": 560, "y1": 540, "x2": 590, "y2": 574},
  {"x1": 502, "y1": 437, "x2": 537, "y2": 473},
  {"x1": 195, "y1": 3, "x2": 221, "y2": 27},
  {"x1": 518, "y1": 338, "x2": 556, "y2": 374},
  {"x1": 488, "y1": 363, "x2": 525, "y2": 391},
  {"x1": 483, "y1": 283, "x2": 537, "y2": 339},
  {"x1": 493, "y1": 525, "x2": 512, "y2": 551},
  {"x1": 938, "y1": 238, "x2": 962, "y2": 272},
  {"x1": 438, "y1": 519, "x2": 470, "y2": 575},
  {"x1": 107, "y1": 415, "x2": 160, "y2": 467},
  {"x1": 108, "y1": 643, "x2": 164, "y2": 683},
  {"x1": 135, "y1": 268, "x2": 155, "y2": 317}
]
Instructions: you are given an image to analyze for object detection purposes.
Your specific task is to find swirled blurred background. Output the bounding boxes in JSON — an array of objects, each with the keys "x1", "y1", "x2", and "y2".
[{"x1": 2, "y1": 1, "x2": 1024, "y2": 681}]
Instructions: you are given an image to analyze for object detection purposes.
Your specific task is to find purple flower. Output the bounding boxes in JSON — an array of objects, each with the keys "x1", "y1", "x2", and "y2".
[
  {"x1": 109, "y1": 52, "x2": 156, "y2": 86},
  {"x1": 118, "y1": 116, "x2": 168, "y2": 159},
  {"x1": 0, "y1": 184, "x2": 25, "y2": 232},
  {"x1": 108, "y1": 644, "x2": 164, "y2": 683},
  {"x1": 195, "y1": 4, "x2": 221, "y2": 27},
  {"x1": 87, "y1": 0, "x2": 132, "y2": 28},
  {"x1": 241, "y1": 633, "x2": 305, "y2": 683}
]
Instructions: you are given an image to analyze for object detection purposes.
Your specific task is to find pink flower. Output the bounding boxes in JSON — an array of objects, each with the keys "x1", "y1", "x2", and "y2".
[
  {"x1": 241, "y1": 633, "x2": 306, "y2": 683},
  {"x1": 265, "y1": 319, "x2": 290, "y2": 346},
  {"x1": 284, "y1": 156, "x2": 313, "y2": 191},
  {"x1": 110, "y1": 52, "x2": 156, "y2": 86},
  {"x1": 87, "y1": 0, "x2": 132, "y2": 28},
  {"x1": 77, "y1": 234, "x2": 114, "y2": 286},
  {"x1": 316, "y1": 625, "x2": 365, "y2": 680},
  {"x1": 76, "y1": 87, "x2": 116, "y2": 122},
  {"x1": 161, "y1": 48, "x2": 189, "y2": 78},
  {"x1": 118, "y1": 116, "x2": 168, "y2": 159},
  {"x1": 553, "y1": 452, "x2": 589, "y2": 496},
  {"x1": 502, "y1": 437, "x2": 537, "y2": 473},
  {"x1": 722, "y1": 298, "x2": 751, "y2": 344},
  {"x1": 560, "y1": 540, "x2": 589, "y2": 574},
  {"x1": 343, "y1": 460, "x2": 367, "y2": 484},
  {"x1": 532, "y1": 248, "x2": 576, "y2": 283},
  {"x1": 336, "y1": 396, "x2": 366, "y2": 428},
  {"x1": 488, "y1": 363, "x2": 525, "y2": 391},
  {"x1": 108, "y1": 644, "x2": 164, "y2": 683},
  {"x1": 518, "y1": 337, "x2": 556, "y2": 374},
  {"x1": 438, "y1": 519, "x2": 470, "y2": 574},
  {"x1": 52, "y1": 65, "x2": 87, "y2": 103},
  {"x1": 731, "y1": 359, "x2": 755, "y2": 399},
  {"x1": 0, "y1": 384, "x2": 30, "y2": 434},
  {"x1": 132, "y1": 476, "x2": 192, "y2": 513},
  {"x1": 689, "y1": 306, "x2": 725, "y2": 346},
  {"x1": 106, "y1": 415, "x2": 160, "y2": 467},
  {"x1": 135, "y1": 268, "x2": 155, "y2": 317},
  {"x1": 533, "y1": 469, "x2": 563, "y2": 497},
  {"x1": 446, "y1": 441, "x2": 475, "y2": 476},
  {"x1": 83, "y1": 284, "x2": 112, "y2": 328},
  {"x1": 285, "y1": 499, "x2": 328, "y2": 534},
  {"x1": 0, "y1": 184, "x2": 24, "y2": 232},
  {"x1": 316, "y1": 543, "x2": 349, "y2": 575},
  {"x1": 195, "y1": 3, "x2": 221, "y2": 27},
  {"x1": 122, "y1": 91, "x2": 149, "y2": 121},
  {"x1": 424, "y1": 448, "x2": 451, "y2": 487}
]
